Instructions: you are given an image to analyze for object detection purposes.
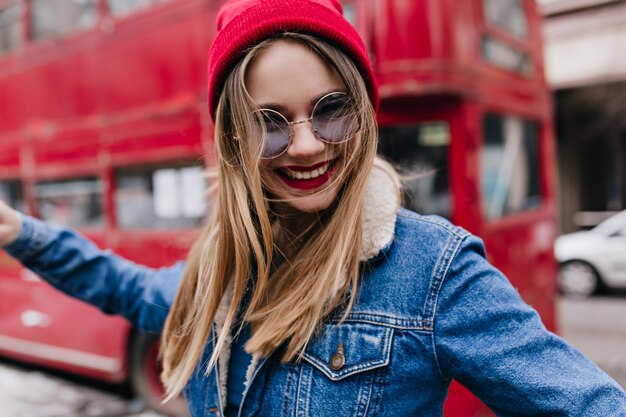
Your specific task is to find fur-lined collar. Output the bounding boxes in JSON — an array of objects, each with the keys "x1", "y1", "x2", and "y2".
[
  {"x1": 359, "y1": 161, "x2": 401, "y2": 260},
  {"x1": 213, "y1": 163, "x2": 400, "y2": 406}
]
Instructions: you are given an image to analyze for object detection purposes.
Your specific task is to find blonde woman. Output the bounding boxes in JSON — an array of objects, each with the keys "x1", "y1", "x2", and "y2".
[{"x1": 1, "y1": 0, "x2": 626, "y2": 416}]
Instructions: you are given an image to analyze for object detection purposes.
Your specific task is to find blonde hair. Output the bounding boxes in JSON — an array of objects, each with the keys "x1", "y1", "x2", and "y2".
[{"x1": 160, "y1": 32, "x2": 380, "y2": 400}]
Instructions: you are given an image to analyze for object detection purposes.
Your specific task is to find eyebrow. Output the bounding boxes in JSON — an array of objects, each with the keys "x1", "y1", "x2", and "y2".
[{"x1": 256, "y1": 89, "x2": 347, "y2": 113}]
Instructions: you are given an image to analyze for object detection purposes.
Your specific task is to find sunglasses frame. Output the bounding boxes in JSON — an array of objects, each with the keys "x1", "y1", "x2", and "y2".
[{"x1": 254, "y1": 91, "x2": 358, "y2": 159}]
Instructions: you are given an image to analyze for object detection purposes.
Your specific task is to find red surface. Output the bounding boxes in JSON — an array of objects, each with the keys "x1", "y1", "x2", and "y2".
[
  {"x1": 0, "y1": 0, "x2": 212, "y2": 383},
  {"x1": 0, "y1": 1, "x2": 556, "y2": 415},
  {"x1": 360, "y1": 1, "x2": 557, "y2": 415}
]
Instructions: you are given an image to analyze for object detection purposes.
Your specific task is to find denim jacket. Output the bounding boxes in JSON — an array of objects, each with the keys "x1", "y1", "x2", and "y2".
[{"x1": 4, "y1": 167, "x2": 626, "y2": 417}]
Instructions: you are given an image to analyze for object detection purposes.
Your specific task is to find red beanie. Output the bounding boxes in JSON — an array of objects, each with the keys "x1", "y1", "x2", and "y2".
[{"x1": 207, "y1": 0, "x2": 378, "y2": 121}]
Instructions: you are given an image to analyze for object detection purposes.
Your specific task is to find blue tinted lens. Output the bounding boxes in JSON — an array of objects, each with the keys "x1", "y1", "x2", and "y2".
[
  {"x1": 311, "y1": 93, "x2": 358, "y2": 143},
  {"x1": 258, "y1": 110, "x2": 291, "y2": 158}
]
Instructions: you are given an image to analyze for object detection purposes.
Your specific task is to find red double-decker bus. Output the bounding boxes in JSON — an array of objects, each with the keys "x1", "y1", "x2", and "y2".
[{"x1": 0, "y1": 1, "x2": 557, "y2": 416}]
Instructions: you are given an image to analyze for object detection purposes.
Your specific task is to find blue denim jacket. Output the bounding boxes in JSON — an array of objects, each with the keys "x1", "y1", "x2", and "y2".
[
  {"x1": 5, "y1": 207, "x2": 626, "y2": 417},
  {"x1": 5, "y1": 162, "x2": 626, "y2": 417}
]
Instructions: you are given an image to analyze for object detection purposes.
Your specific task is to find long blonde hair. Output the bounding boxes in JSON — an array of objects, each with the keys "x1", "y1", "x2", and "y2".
[{"x1": 160, "y1": 32, "x2": 379, "y2": 400}]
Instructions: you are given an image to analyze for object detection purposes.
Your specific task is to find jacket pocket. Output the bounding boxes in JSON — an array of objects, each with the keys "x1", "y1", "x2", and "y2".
[
  {"x1": 302, "y1": 322, "x2": 394, "y2": 380},
  {"x1": 288, "y1": 322, "x2": 393, "y2": 417}
]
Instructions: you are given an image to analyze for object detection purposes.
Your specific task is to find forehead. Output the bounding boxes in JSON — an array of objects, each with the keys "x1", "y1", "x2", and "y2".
[{"x1": 245, "y1": 40, "x2": 345, "y2": 108}]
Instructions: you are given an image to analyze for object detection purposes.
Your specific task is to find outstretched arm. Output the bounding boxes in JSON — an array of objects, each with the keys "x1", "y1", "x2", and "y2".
[
  {"x1": 434, "y1": 234, "x2": 626, "y2": 416},
  {"x1": 0, "y1": 200, "x2": 185, "y2": 333}
]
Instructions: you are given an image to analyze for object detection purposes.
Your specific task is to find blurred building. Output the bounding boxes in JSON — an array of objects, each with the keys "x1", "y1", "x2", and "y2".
[{"x1": 539, "y1": 0, "x2": 626, "y2": 232}]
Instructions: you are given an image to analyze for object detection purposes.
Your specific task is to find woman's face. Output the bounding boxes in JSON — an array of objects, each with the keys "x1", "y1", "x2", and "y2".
[{"x1": 245, "y1": 40, "x2": 354, "y2": 213}]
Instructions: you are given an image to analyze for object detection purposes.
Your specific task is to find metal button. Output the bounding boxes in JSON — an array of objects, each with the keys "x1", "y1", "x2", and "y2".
[{"x1": 330, "y1": 341, "x2": 345, "y2": 371}]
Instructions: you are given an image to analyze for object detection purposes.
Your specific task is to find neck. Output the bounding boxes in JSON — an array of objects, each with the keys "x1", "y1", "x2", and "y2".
[{"x1": 271, "y1": 204, "x2": 323, "y2": 259}]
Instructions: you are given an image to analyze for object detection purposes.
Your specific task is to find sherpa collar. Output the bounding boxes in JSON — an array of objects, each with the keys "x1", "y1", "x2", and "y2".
[
  {"x1": 359, "y1": 161, "x2": 400, "y2": 260},
  {"x1": 213, "y1": 162, "x2": 400, "y2": 406}
]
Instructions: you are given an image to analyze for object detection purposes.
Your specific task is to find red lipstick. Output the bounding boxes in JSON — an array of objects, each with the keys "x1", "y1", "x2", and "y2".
[{"x1": 277, "y1": 160, "x2": 337, "y2": 191}]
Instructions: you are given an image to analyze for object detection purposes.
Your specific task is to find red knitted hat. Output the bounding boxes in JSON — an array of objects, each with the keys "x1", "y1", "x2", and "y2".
[{"x1": 207, "y1": 0, "x2": 378, "y2": 121}]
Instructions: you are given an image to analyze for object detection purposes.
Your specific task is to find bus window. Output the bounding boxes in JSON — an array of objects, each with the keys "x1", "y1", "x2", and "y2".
[
  {"x1": 31, "y1": 0, "x2": 98, "y2": 40},
  {"x1": 378, "y1": 122, "x2": 451, "y2": 219},
  {"x1": 108, "y1": 0, "x2": 170, "y2": 17},
  {"x1": 483, "y1": 0, "x2": 528, "y2": 39},
  {"x1": 0, "y1": 3, "x2": 21, "y2": 55},
  {"x1": 115, "y1": 164, "x2": 206, "y2": 229},
  {"x1": 481, "y1": 35, "x2": 532, "y2": 75},
  {"x1": 0, "y1": 180, "x2": 25, "y2": 213},
  {"x1": 481, "y1": 0, "x2": 533, "y2": 75},
  {"x1": 481, "y1": 113, "x2": 540, "y2": 219},
  {"x1": 35, "y1": 178, "x2": 104, "y2": 228}
]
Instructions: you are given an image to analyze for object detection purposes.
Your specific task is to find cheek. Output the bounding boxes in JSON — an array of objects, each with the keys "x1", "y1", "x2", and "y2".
[
  {"x1": 350, "y1": 132, "x2": 363, "y2": 153},
  {"x1": 259, "y1": 162, "x2": 272, "y2": 180},
  {"x1": 260, "y1": 159, "x2": 272, "y2": 171},
  {"x1": 259, "y1": 160, "x2": 282, "y2": 187},
  {"x1": 336, "y1": 134, "x2": 362, "y2": 173},
  {"x1": 341, "y1": 130, "x2": 361, "y2": 154}
]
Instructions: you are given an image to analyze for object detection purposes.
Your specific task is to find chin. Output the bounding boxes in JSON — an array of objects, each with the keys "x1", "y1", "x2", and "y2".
[
  {"x1": 285, "y1": 188, "x2": 341, "y2": 213},
  {"x1": 262, "y1": 158, "x2": 346, "y2": 213}
]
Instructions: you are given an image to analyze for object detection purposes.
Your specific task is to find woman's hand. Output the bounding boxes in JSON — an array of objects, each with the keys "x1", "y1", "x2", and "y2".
[{"x1": 0, "y1": 200, "x2": 22, "y2": 247}]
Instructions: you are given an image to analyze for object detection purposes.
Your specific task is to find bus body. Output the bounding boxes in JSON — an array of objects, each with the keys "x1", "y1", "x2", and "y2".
[
  {"x1": 347, "y1": 1, "x2": 558, "y2": 413},
  {"x1": 0, "y1": 1, "x2": 557, "y2": 416}
]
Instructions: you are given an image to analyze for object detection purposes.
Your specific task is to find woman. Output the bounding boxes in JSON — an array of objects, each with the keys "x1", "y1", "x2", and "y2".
[{"x1": 1, "y1": 0, "x2": 625, "y2": 416}]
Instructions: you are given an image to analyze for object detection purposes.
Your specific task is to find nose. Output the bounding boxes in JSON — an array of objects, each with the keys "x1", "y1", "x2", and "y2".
[{"x1": 286, "y1": 121, "x2": 326, "y2": 159}]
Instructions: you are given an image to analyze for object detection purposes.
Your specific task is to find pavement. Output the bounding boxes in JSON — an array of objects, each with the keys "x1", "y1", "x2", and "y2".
[
  {"x1": 557, "y1": 295, "x2": 626, "y2": 388},
  {"x1": 0, "y1": 363, "x2": 166, "y2": 417}
]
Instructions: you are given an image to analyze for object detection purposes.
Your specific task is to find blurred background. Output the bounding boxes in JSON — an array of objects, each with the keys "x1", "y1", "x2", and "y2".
[{"x1": 0, "y1": 0, "x2": 624, "y2": 416}]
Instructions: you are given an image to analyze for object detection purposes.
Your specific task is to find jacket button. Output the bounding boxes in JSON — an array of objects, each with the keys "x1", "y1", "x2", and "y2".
[{"x1": 330, "y1": 342, "x2": 345, "y2": 371}]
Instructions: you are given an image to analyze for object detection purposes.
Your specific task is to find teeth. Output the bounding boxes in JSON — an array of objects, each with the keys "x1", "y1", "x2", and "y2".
[{"x1": 284, "y1": 162, "x2": 331, "y2": 180}]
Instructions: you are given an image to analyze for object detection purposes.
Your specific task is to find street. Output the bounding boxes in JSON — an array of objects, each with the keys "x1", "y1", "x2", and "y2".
[
  {"x1": 557, "y1": 295, "x2": 626, "y2": 388},
  {"x1": 0, "y1": 361, "x2": 167, "y2": 417},
  {"x1": 1, "y1": 296, "x2": 626, "y2": 416}
]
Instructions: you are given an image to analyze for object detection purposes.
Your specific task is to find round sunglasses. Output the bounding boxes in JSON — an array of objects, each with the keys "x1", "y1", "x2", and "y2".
[{"x1": 254, "y1": 91, "x2": 359, "y2": 159}]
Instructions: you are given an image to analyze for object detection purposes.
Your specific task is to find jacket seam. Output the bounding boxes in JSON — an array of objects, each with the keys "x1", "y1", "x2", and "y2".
[
  {"x1": 430, "y1": 328, "x2": 447, "y2": 381},
  {"x1": 396, "y1": 210, "x2": 469, "y2": 240},
  {"x1": 425, "y1": 233, "x2": 469, "y2": 380},
  {"x1": 422, "y1": 233, "x2": 466, "y2": 328},
  {"x1": 327, "y1": 313, "x2": 428, "y2": 330},
  {"x1": 332, "y1": 319, "x2": 430, "y2": 331}
]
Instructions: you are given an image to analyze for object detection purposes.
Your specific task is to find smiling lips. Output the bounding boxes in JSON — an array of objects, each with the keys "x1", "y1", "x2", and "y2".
[{"x1": 277, "y1": 160, "x2": 336, "y2": 190}]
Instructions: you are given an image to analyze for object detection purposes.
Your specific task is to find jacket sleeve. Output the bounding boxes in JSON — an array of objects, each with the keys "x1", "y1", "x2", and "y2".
[
  {"x1": 2, "y1": 214, "x2": 185, "y2": 334},
  {"x1": 433, "y1": 234, "x2": 626, "y2": 416}
]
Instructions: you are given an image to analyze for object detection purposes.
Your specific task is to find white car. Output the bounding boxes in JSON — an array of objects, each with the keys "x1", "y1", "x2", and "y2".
[{"x1": 555, "y1": 210, "x2": 626, "y2": 297}]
